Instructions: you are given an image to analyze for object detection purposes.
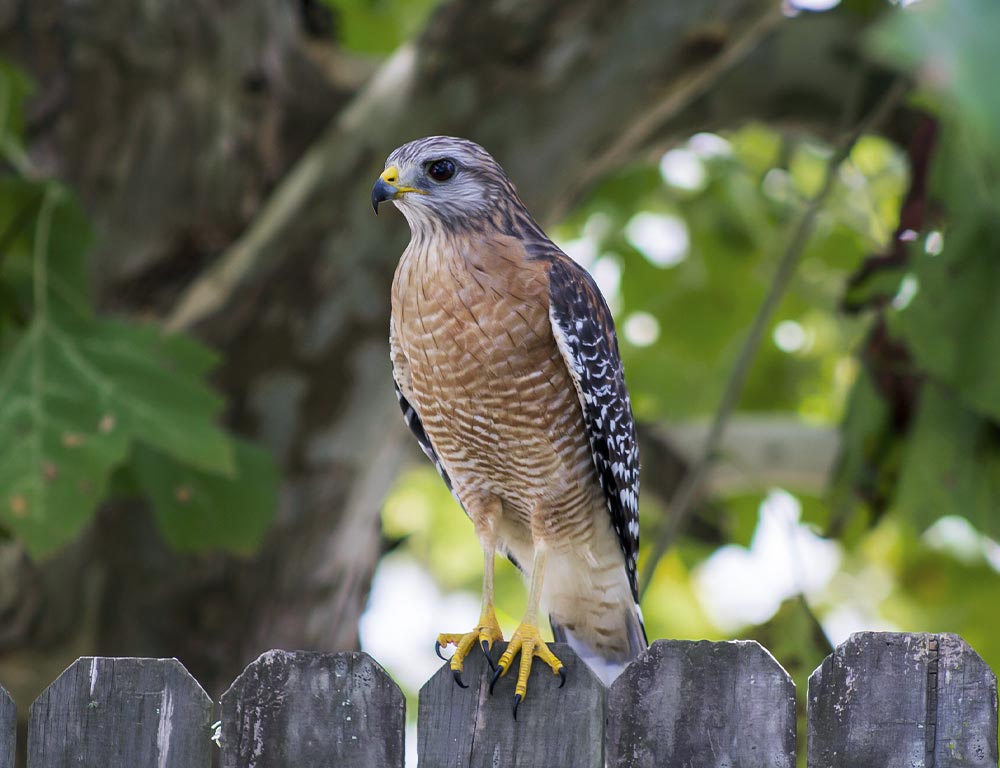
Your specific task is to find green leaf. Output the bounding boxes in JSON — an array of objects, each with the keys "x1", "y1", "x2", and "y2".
[
  {"x1": 321, "y1": 0, "x2": 439, "y2": 53},
  {"x1": 0, "y1": 59, "x2": 32, "y2": 168},
  {"x1": 895, "y1": 383, "x2": 1000, "y2": 539},
  {"x1": 0, "y1": 316, "x2": 237, "y2": 554},
  {"x1": 0, "y1": 178, "x2": 93, "y2": 323},
  {"x1": 868, "y1": 0, "x2": 1000, "y2": 169},
  {"x1": 132, "y1": 440, "x2": 277, "y2": 554},
  {"x1": 895, "y1": 223, "x2": 1000, "y2": 422},
  {"x1": 0, "y1": 184, "x2": 235, "y2": 555},
  {"x1": 0, "y1": 325, "x2": 130, "y2": 554},
  {"x1": 153, "y1": 326, "x2": 221, "y2": 378},
  {"x1": 70, "y1": 319, "x2": 234, "y2": 473}
]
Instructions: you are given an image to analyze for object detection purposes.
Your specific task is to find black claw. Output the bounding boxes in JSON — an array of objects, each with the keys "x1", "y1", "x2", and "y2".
[
  {"x1": 558, "y1": 668, "x2": 567, "y2": 688},
  {"x1": 513, "y1": 693, "x2": 522, "y2": 720},
  {"x1": 435, "y1": 641, "x2": 447, "y2": 662},
  {"x1": 489, "y1": 664, "x2": 505, "y2": 695},
  {"x1": 481, "y1": 640, "x2": 497, "y2": 672},
  {"x1": 452, "y1": 669, "x2": 468, "y2": 689}
]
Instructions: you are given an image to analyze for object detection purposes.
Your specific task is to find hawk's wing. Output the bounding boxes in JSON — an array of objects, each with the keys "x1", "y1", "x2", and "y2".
[
  {"x1": 390, "y1": 317, "x2": 454, "y2": 494},
  {"x1": 547, "y1": 255, "x2": 641, "y2": 600}
]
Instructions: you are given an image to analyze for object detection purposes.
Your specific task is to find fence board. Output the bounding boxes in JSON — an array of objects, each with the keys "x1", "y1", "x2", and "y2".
[
  {"x1": 607, "y1": 639, "x2": 796, "y2": 768},
  {"x1": 418, "y1": 641, "x2": 604, "y2": 768},
  {"x1": 27, "y1": 657, "x2": 213, "y2": 768},
  {"x1": 220, "y1": 650, "x2": 404, "y2": 768},
  {"x1": 1, "y1": 683, "x2": 13, "y2": 768},
  {"x1": 807, "y1": 631, "x2": 998, "y2": 767}
]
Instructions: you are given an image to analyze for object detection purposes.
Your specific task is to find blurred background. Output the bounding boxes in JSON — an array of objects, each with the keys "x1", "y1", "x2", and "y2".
[{"x1": 1, "y1": 0, "x2": 998, "y2": 763}]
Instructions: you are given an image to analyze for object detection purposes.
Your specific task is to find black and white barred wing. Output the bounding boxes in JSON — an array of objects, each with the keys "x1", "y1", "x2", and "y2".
[{"x1": 547, "y1": 256, "x2": 641, "y2": 600}]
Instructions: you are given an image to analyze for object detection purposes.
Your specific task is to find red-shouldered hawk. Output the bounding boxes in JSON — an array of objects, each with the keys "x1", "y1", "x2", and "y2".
[{"x1": 372, "y1": 136, "x2": 645, "y2": 714}]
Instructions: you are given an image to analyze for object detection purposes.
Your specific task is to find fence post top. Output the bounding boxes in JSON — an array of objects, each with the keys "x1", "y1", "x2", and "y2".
[
  {"x1": 614, "y1": 637, "x2": 793, "y2": 686},
  {"x1": 31, "y1": 656, "x2": 210, "y2": 711},
  {"x1": 220, "y1": 649, "x2": 405, "y2": 768},
  {"x1": 26, "y1": 655, "x2": 215, "y2": 768},
  {"x1": 807, "y1": 631, "x2": 998, "y2": 767},
  {"x1": 643, "y1": 637, "x2": 782, "y2": 654},
  {"x1": 607, "y1": 638, "x2": 797, "y2": 768},
  {"x1": 224, "y1": 649, "x2": 398, "y2": 700},
  {"x1": 832, "y1": 629, "x2": 984, "y2": 647},
  {"x1": 243, "y1": 649, "x2": 378, "y2": 663},
  {"x1": 811, "y1": 631, "x2": 997, "y2": 683},
  {"x1": 645, "y1": 637, "x2": 779, "y2": 652},
  {"x1": 235, "y1": 648, "x2": 390, "y2": 669},
  {"x1": 418, "y1": 641, "x2": 605, "y2": 768}
]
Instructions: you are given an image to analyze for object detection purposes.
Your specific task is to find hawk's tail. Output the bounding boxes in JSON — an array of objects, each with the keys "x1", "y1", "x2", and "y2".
[{"x1": 549, "y1": 600, "x2": 647, "y2": 686}]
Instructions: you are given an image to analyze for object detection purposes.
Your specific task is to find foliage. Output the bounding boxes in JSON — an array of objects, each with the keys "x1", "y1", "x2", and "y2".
[
  {"x1": 0, "y1": 65, "x2": 277, "y2": 558},
  {"x1": 838, "y1": 0, "x2": 1000, "y2": 538},
  {"x1": 320, "y1": 0, "x2": 440, "y2": 53}
]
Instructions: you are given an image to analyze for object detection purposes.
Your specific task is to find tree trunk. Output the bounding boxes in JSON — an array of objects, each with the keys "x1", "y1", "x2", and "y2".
[{"x1": 0, "y1": 0, "x2": 886, "y2": 713}]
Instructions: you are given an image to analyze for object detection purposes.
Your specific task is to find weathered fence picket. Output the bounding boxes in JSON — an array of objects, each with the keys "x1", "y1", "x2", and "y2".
[
  {"x1": 808, "y1": 632, "x2": 998, "y2": 767},
  {"x1": 27, "y1": 657, "x2": 213, "y2": 768},
  {"x1": 1, "y1": 682, "x2": 13, "y2": 768},
  {"x1": 220, "y1": 650, "x2": 405, "y2": 767},
  {"x1": 2, "y1": 632, "x2": 998, "y2": 767},
  {"x1": 418, "y1": 642, "x2": 604, "y2": 768},
  {"x1": 607, "y1": 639, "x2": 797, "y2": 768}
]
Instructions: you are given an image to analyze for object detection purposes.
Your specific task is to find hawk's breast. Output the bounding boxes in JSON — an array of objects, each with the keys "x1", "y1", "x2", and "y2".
[{"x1": 391, "y1": 236, "x2": 600, "y2": 532}]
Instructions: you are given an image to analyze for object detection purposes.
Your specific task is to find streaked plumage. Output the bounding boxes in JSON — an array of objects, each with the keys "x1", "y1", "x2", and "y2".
[{"x1": 375, "y1": 136, "x2": 645, "y2": 689}]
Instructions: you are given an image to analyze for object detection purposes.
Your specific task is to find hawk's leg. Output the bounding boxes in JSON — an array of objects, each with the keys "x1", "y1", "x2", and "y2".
[
  {"x1": 489, "y1": 547, "x2": 565, "y2": 716},
  {"x1": 435, "y1": 545, "x2": 504, "y2": 687},
  {"x1": 435, "y1": 496, "x2": 504, "y2": 687}
]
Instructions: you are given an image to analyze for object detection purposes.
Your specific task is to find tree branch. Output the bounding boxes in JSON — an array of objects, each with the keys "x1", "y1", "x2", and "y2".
[
  {"x1": 655, "y1": 416, "x2": 838, "y2": 497},
  {"x1": 564, "y1": 3, "x2": 785, "y2": 216}
]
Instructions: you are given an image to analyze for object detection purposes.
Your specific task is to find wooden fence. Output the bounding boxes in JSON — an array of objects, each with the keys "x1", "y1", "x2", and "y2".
[{"x1": 1, "y1": 632, "x2": 997, "y2": 767}]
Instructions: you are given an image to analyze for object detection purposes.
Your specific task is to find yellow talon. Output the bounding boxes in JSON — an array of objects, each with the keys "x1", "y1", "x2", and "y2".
[
  {"x1": 488, "y1": 621, "x2": 564, "y2": 709},
  {"x1": 434, "y1": 608, "x2": 503, "y2": 687}
]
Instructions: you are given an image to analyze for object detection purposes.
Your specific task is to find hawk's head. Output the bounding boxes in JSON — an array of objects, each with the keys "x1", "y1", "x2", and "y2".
[{"x1": 372, "y1": 136, "x2": 519, "y2": 230}]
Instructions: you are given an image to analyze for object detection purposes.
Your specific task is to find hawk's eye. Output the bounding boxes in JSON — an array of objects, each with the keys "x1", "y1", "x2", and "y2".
[{"x1": 427, "y1": 159, "x2": 456, "y2": 182}]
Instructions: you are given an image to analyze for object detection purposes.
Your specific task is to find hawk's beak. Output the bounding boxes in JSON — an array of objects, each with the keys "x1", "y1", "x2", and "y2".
[
  {"x1": 371, "y1": 165, "x2": 426, "y2": 214},
  {"x1": 371, "y1": 177, "x2": 395, "y2": 215}
]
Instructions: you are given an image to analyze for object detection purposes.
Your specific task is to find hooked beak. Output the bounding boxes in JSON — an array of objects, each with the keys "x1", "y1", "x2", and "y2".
[
  {"x1": 371, "y1": 165, "x2": 426, "y2": 214},
  {"x1": 371, "y1": 178, "x2": 394, "y2": 214}
]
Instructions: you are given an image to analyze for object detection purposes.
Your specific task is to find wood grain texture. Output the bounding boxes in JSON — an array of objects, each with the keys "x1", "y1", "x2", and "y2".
[
  {"x1": 27, "y1": 657, "x2": 213, "y2": 768},
  {"x1": 606, "y1": 639, "x2": 796, "y2": 768},
  {"x1": 418, "y1": 642, "x2": 604, "y2": 768},
  {"x1": 0, "y1": 682, "x2": 13, "y2": 768},
  {"x1": 808, "y1": 632, "x2": 998, "y2": 768},
  {"x1": 220, "y1": 650, "x2": 404, "y2": 768}
]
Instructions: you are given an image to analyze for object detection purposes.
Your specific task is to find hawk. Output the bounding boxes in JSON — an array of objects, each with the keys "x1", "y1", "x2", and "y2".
[{"x1": 372, "y1": 136, "x2": 645, "y2": 713}]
